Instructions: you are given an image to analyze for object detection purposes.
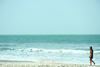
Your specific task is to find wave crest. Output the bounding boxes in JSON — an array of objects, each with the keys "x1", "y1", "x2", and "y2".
[
  {"x1": 0, "y1": 48, "x2": 15, "y2": 51},
  {"x1": 1, "y1": 48, "x2": 100, "y2": 54},
  {"x1": 18, "y1": 48, "x2": 100, "y2": 54},
  {"x1": 20, "y1": 48, "x2": 90, "y2": 54}
]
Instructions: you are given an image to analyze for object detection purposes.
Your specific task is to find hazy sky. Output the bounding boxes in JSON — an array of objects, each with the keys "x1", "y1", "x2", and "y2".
[{"x1": 0, "y1": 0, "x2": 100, "y2": 35}]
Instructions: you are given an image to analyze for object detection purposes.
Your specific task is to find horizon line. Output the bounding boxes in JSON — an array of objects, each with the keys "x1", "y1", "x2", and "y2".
[{"x1": 0, "y1": 34, "x2": 100, "y2": 35}]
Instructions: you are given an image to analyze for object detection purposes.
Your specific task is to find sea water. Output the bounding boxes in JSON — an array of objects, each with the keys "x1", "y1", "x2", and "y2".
[{"x1": 0, "y1": 35, "x2": 100, "y2": 65}]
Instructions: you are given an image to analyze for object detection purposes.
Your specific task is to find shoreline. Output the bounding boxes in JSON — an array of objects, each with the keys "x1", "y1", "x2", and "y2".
[
  {"x1": 0, "y1": 60, "x2": 35, "y2": 63},
  {"x1": 0, "y1": 61, "x2": 100, "y2": 67}
]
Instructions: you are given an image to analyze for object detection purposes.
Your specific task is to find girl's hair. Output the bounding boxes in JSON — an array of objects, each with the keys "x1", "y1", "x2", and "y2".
[{"x1": 90, "y1": 46, "x2": 92, "y2": 50}]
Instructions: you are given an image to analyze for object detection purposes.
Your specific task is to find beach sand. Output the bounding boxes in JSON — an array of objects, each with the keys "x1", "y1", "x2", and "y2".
[{"x1": 0, "y1": 61, "x2": 99, "y2": 67}]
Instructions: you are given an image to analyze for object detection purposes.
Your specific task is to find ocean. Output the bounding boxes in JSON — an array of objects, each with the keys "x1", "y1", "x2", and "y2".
[{"x1": 0, "y1": 35, "x2": 100, "y2": 65}]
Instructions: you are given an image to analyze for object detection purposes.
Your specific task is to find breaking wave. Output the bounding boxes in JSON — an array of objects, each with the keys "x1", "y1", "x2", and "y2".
[{"x1": 1, "y1": 48, "x2": 100, "y2": 54}]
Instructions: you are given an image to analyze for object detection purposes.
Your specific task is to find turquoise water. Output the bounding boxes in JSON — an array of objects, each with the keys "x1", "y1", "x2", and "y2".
[{"x1": 0, "y1": 35, "x2": 100, "y2": 65}]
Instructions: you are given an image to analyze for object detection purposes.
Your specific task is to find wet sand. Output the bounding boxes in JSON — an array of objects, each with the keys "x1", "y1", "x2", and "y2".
[{"x1": 0, "y1": 61, "x2": 99, "y2": 67}]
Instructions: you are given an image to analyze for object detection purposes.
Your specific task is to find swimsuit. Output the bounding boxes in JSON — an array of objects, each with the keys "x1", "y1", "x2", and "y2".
[
  {"x1": 89, "y1": 56, "x2": 93, "y2": 59},
  {"x1": 90, "y1": 50, "x2": 93, "y2": 59}
]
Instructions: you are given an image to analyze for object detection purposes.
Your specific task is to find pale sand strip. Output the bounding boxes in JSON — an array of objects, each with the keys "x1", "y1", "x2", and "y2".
[{"x1": 0, "y1": 62, "x2": 99, "y2": 67}]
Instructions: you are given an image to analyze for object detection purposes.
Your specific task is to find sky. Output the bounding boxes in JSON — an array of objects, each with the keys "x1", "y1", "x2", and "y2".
[{"x1": 0, "y1": 0, "x2": 100, "y2": 35}]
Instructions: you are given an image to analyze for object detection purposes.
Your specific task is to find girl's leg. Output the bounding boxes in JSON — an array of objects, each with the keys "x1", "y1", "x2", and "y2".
[
  {"x1": 91, "y1": 60, "x2": 95, "y2": 65},
  {"x1": 90, "y1": 59, "x2": 92, "y2": 65}
]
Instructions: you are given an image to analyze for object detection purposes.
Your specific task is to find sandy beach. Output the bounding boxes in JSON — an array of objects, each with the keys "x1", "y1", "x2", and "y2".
[{"x1": 0, "y1": 61, "x2": 99, "y2": 67}]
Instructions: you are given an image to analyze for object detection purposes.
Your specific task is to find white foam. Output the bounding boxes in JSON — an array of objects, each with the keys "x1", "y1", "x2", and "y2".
[
  {"x1": 2, "y1": 47, "x2": 100, "y2": 54},
  {"x1": 20, "y1": 48, "x2": 90, "y2": 54},
  {"x1": 0, "y1": 55, "x2": 37, "y2": 62}
]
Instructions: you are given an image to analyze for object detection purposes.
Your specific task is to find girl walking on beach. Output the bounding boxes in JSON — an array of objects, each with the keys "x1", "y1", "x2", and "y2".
[{"x1": 89, "y1": 46, "x2": 95, "y2": 65}]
